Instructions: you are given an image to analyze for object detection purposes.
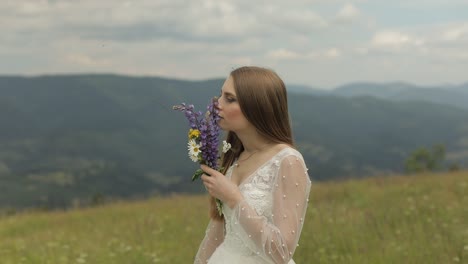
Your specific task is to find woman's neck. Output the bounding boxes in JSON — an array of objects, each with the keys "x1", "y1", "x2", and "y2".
[{"x1": 235, "y1": 130, "x2": 274, "y2": 153}]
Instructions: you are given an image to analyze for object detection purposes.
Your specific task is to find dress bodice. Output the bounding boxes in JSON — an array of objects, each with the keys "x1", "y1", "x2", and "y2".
[
  {"x1": 195, "y1": 147, "x2": 311, "y2": 264},
  {"x1": 222, "y1": 149, "x2": 291, "y2": 254}
]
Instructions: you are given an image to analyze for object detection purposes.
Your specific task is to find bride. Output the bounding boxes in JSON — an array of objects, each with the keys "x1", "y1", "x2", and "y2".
[{"x1": 194, "y1": 66, "x2": 311, "y2": 264}]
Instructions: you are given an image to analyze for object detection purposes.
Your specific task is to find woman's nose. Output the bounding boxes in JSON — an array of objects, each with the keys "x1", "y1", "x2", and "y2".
[{"x1": 216, "y1": 97, "x2": 222, "y2": 110}]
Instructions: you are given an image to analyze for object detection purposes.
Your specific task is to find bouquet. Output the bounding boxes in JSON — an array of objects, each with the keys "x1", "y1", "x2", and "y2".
[{"x1": 173, "y1": 97, "x2": 231, "y2": 215}]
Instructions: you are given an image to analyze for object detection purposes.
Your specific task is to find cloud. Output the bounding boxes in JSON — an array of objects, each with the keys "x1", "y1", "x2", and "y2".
[
  {"x1": 335, "y1": 3, "x2": 361, "y2": 22},
  {"x1": 0, "y1": 0, "x2": 333, "y2": 45},
  {"x1": 325, "y1": 48, "x2": 341, "y2": 58},
  {"x1": 441, "y1": 23, "x2": 468, "y2": 42},
  {"x1": 266, "y1": 49, "x2": 300, "y2": 60},
  {"x1": 231, "y1": 56, "x2": 254, "y2": 66},
  {"x1": 424, "y1": 22, "x2": 468, "y2": 62},
  {"x1": 274, "y1": 9, "x2": 328, "y2": 31},
  {"x1": 267, "y1": 47, "x2": 342, "y2": 61},
  {"x1": 307, "y1": 48, "x2": 342, "y2": 59},
  {"x1": 371, "y1": 31, "x2": 425, "y2": 51},
  {"x1": 357, "y1": 22, "x2": 468, "y2": 67},
  {"x1": 0, "y1": 0, "x2": 467, "y2": 88},
  {"x1": 64, "y1": 53, "x2": 111, "y2": 67},
  {"x1": 184, "y1": 1, "x2": 260, "y2": 38},
  {"x1": 399, "y1": 0, "x2": 468, "y2": 8}
]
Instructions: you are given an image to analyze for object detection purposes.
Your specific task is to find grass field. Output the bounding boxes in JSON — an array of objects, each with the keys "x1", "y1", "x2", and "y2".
[{"x1": 0, "y1": 171, "x2": 467, "y2": 263}]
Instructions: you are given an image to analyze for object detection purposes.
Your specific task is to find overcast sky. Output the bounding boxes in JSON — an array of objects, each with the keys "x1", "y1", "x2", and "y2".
[{"x1": 1, "y1": 0, "x2": 467, "y2": 89}]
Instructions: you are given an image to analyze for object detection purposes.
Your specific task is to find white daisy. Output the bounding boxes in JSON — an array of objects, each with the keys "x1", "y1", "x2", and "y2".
[
  {"x1": 188, "y1": 139, "x2": 201, "y2": 162},
  {"x1": 222, "y1": 140, "x2": 232, "y2": 153}
]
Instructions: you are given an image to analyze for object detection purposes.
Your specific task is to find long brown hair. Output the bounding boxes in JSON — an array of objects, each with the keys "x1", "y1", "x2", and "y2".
[{"x1": 210, "y1": 66, "x2": 295, "y2": 220}]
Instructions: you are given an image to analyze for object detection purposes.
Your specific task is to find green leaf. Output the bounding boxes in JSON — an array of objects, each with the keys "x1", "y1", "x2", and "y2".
[
  {"x1": 192, "y1": 169, "x2": 204, "y2": 181},
  {"x1": 216, "y1": 199, "x2": 223, "y2": 216}
]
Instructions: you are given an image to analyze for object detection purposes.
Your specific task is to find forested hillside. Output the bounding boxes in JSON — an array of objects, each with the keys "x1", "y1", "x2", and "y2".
[{"x1": 1, "y1": 75, "x2": 467, "y2": 209}]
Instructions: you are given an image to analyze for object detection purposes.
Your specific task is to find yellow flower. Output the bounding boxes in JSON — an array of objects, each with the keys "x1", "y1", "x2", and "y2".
[{"x1": 188, "y1": 129, "x2": 201, "y2": 139}]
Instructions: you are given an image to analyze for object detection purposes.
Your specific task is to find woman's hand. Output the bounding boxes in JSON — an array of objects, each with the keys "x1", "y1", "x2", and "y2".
[{"x1": 200, "y1": 164, "x2": 243, "y2": 209}]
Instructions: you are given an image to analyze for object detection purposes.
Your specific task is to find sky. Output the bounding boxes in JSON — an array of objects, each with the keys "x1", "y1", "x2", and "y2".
[{"x1": 1, "y1": 0, "x2": 468, "y2": 89}]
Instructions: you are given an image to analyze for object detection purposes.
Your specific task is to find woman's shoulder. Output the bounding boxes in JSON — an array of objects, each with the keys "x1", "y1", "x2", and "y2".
[
  {"x1": 272, "y1": 143, "x2": 304, "y2": 161},
  {"x1": 269, "y1": 144, "x2": 310, "y2": 183}
]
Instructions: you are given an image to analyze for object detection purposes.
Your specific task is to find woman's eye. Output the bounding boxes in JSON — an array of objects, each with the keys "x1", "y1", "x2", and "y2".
[{"x1": 226, "y1": 97, "x2": 236, "y2": 103}]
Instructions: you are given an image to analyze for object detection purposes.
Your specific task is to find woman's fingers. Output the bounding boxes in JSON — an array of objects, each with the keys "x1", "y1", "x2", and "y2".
[
  {"x1": 202, "y1": 173, "x2": 219, "y2": 197},
  {"x1": 200, "y1": 164, "x2": 217, "y2": 177},
  {"x1": 201, "y1": 173, "x2": 211, "y2": 183},
  {"x1": 201, "y1": 174, "x2": 211, "y2": 189}
]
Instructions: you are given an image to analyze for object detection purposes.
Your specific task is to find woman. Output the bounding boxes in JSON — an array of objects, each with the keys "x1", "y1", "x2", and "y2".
[{"x1": 195, "y1": 66, "x2": 311, "y2": 264}]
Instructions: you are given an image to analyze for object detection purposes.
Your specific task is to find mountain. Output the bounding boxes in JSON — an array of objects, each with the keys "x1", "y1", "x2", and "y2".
[
  {"x1": 0, "y1": 75, "x2": 467, "y2": 209},
  {"x1": 332, "y1": 82, "x2": 468, "y2": 110},
  {"x1": 287, "y1": 84, "x2": 329, "y2": 95},
  {"x1": 453, "y1": 82, "x2": 468, "y2": 95},
  {"x1": 333, "y1": 82, "x2": 417, "y2": 98}
]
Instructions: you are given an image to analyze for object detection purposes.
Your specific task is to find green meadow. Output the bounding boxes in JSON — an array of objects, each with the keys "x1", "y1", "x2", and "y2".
[{"x1": 1, "y1": 171, "x2": 467, "y2": 264}]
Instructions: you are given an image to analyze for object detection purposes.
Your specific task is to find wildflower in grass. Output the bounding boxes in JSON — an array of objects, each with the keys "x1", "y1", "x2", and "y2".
[
  {"x1": 76, "y1": 253, "x2": 87, "y2": 264},
  {"x1": 173, "y1": 97, "x2": 230, "y2": 215}
]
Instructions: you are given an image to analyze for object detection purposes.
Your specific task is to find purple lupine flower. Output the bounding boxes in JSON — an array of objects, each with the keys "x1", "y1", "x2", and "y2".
[
  {"x1": 173, "y1": 97, "x2": 222, "y2": 171},
  {"x1": 173, "y1": 97, "x2": 224, "y2": 215},
  {"x1": 203, "y1": 97, "x2": 221, "y2": 170},
  {"x1": 173, "y1": 103, "x2": 201, "y2": 129}
]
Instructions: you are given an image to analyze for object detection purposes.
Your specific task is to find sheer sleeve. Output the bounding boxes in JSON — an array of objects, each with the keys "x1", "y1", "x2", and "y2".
[
  {"x1": 194, "y1": 218, "x2": 225, "y2": 264},
  {"x1": 227, "y1": 153, "x2": 311, "y2": 263}
]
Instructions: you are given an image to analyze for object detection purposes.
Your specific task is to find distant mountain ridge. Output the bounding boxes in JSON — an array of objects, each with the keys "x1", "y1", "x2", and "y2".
[
  {"x1": 0, "y1": 74, "x2": 467, "y2": 209},
  {"x1": 290, "y1": 81, "x2": 468, "y2": 110}
]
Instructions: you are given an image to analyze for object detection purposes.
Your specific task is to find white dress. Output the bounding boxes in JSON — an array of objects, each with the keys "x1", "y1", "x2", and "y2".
[{"x1": 195, "y1": 147, "x2": 312, "y2": 264}]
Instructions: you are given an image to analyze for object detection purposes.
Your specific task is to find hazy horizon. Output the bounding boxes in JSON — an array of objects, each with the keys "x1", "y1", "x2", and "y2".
[{"x1": 1, "y1": 72, "x2": 467, "y2": 91}]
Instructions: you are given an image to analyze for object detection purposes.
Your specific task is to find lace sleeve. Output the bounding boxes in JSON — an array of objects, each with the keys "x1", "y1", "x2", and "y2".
[
  {"x1": 194, "y1": 218, "x2": 225, "y2": 264},
  {"x1": 228, "y1": 153, "x2": 311, "y2": 263}
]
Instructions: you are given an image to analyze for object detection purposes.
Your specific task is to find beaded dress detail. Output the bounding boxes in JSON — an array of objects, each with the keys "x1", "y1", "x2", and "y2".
[{"x1": 195, "y1": 148, "x2": 311, "y2": 264}]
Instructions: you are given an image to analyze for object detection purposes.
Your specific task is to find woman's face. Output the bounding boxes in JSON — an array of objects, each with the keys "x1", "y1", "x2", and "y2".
[{"x1": 217, "y1": 76, "x2": 251, "y2": 132}]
